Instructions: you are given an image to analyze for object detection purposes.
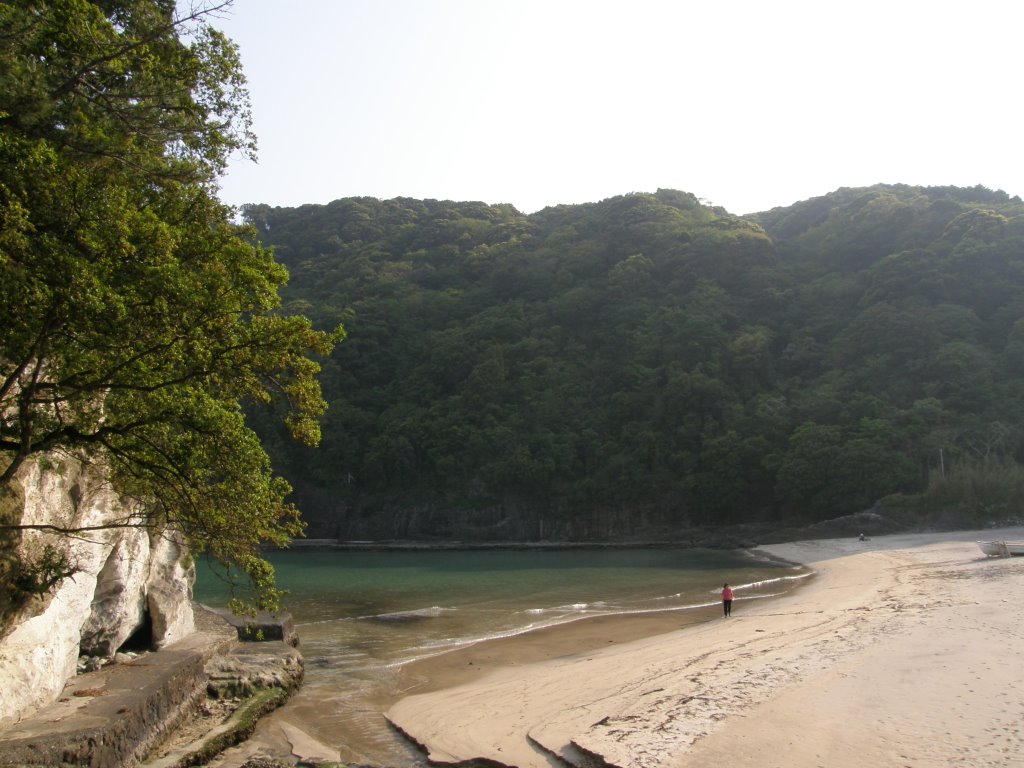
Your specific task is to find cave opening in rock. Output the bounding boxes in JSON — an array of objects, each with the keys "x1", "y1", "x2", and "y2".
[{"x1": 117, "y1": 611, "x2": 154, "y2": 653}]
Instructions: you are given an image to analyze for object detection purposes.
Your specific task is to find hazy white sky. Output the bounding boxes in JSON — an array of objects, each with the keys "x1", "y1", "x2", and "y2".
[{"x1": 208, "y1": 0, "x2": 1022, "y2": 215}]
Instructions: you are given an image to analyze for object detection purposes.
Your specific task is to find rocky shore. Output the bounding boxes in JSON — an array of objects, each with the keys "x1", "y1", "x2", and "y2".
[{"x1": 0, "y1": 605, "x2": 304, "y2": 768}]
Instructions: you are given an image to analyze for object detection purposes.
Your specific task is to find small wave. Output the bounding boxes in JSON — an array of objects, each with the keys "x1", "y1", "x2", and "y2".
[
  {"x1": 523, "y1": 601, "x2": 605, "y2": 615},
  {"x1": 383, "y1": 622, "x2": 554, "y2": 668},
  {"x1": 308, "y1": 651, "x2": 368, "y2": 668},
  {"x1": 383, "y1": 599, "x2": 732, "y2": 669},
  {"x1": 295, "y1": 616, "x2": 358, "y2": 628},
  {"x1": 365, "y1": 606, "x2": 455, "y2": 622},
  {"x1": 293, "y1": 606, "x2": 457, "y2": 631},
  {"x1": 718, "y1": 572, "x2": 815, "y2": 593}
]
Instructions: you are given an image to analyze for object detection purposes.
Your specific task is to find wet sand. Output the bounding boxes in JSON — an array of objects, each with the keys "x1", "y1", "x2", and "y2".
[
  {"x1": 393, "y1": 602, "x2": 739, "y2": 698},
  {"x1": 386, "y1": 528, "x2": 1024, "y2": 768}
]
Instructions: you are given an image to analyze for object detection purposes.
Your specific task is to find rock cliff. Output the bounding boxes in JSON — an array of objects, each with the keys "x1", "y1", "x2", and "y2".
[{"x1": 0, "y1": 454, "x2": 195, "y2": 726}]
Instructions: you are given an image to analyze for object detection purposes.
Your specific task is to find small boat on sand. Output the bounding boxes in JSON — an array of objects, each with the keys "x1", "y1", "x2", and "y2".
[{"x1": 977, "y1": 540, "x2": 1024, "y2": 557}]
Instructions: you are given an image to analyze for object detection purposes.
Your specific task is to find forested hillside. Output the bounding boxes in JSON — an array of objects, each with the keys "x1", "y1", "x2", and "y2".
[{"x1": 242, "y1": 185, "x2": 1024, "y2": 540}]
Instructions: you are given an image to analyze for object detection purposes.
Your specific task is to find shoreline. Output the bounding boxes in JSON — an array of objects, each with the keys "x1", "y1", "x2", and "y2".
[
  {"x1": 208, "y1": 548, "x2": 806, "y2": 767},
  {"x1": 385, "y1": 526, "x2": 1024, "y2": 768},
  {"x1": 390, "y1": 580, "x2": 805, "y2": 701},
  {"x1": 387, "y1": 552, "x2": 813, "y2": 701},
  {"x1": 209, "y1": 548, "x2": 798, "y2": 765},
  {"x1": 279, "y1": 539, "x2": 742, "y2": 552}
]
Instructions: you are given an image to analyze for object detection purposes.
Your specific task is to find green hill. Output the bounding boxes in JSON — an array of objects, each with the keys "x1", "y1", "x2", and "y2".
[{"x1": 242, "y1": 185, "x2": 1024, "y2": 540}]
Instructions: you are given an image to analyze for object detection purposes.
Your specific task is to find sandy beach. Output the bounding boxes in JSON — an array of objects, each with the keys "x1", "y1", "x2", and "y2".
[{"x1": 385, "y1": 527, "x2": 1024, "y2": 768}]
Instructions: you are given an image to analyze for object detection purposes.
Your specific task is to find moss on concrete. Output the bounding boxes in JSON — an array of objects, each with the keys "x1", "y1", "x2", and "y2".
[{"x1": 152, "y1": 687, "x2": 290, "y2": 768}]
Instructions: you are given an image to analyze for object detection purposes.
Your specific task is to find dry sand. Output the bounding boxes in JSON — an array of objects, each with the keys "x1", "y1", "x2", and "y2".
[{"x1": 385, "y1": 527, "x2": 1024, "y2": 768}]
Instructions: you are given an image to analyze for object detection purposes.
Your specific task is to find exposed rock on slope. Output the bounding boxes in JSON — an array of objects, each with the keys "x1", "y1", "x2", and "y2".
[{"x1": 0, "y1": 454, "x2": 195, "y2": 726}]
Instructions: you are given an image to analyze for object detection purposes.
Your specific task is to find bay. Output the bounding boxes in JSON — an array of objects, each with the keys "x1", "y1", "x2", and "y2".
[{"x1": 194, "y1": 547, "x2": 808, "y2": 766}]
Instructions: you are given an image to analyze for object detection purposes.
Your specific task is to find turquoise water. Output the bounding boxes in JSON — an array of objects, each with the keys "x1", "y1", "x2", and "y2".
[{"x1": 195, "y1": 547, "x2": 807, "y2": 765}]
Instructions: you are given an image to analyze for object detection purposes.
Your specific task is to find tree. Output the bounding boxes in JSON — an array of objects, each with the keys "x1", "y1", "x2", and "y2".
[
  {"x1": 0, "y1": 0, "x2": 341, "y2": 610},
  {"x1": 774, "y1": 422, "x2": 844, "y2": 518}
]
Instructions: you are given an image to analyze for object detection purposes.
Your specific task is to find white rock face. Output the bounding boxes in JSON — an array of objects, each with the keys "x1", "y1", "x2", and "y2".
[
  {"x1": 145, "y1": 529, "x2": 196, "y2": 649},
  {"x1": 0, "y1": 455, "x2": 195, "y2": 726}
]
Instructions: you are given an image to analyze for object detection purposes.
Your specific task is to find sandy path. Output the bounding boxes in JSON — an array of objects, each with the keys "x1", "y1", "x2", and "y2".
[{"x1": 385, "y1": 528, "x2": 1024, "y2": 768}]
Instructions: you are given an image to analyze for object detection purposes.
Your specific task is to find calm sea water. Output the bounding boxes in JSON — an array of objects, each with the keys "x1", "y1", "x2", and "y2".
[{"x1": 195, "y1": 547, "x2": 807, "y2": 766}]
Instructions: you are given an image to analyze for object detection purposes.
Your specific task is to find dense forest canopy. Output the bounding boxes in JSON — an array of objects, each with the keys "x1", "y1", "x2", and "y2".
[{"x1": 243, "y1": 184, "x2": 1024, "y2": 540}]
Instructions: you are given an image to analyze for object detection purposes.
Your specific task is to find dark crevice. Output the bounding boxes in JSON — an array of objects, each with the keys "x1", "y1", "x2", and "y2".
[{"x1": 118, "y1": 610, "x2": 154, "y2": 652}]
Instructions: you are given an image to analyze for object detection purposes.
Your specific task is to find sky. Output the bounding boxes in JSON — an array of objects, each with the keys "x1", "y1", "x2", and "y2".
[{"x1": 206, "y1": 0, "x2": 1023, "y2": 216}]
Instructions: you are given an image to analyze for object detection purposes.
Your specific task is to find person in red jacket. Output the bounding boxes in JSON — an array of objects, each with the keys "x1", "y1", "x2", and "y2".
[{"x1": 721, "y1": 583, "x2": 733, "y2": 617}]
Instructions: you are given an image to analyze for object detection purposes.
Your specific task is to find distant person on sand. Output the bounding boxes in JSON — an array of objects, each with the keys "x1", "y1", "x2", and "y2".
[{"x1": 721, "y1": 583, "x2": 733, "y2": 617}]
